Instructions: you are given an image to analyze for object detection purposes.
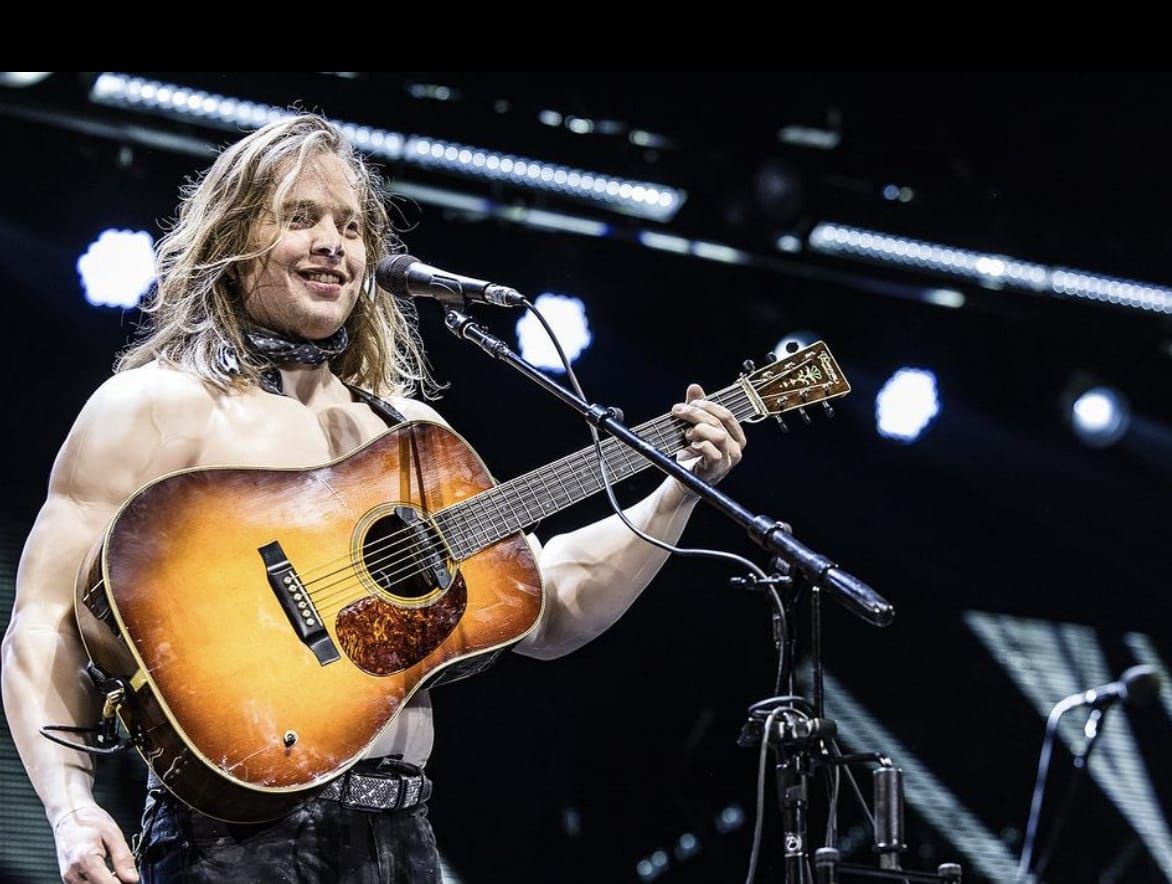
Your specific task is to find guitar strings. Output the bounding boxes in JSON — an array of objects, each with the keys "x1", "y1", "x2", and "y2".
[
  {"x1": 306, "y1": 377, "x2": 833, "y2": 616},
  {"x1": 308, "y1": 376, "x2": 833, "y2": 616},
  {"x1": 293, "y1": 372, "x2": 834, "y2": 615},
  {"x1": 311, "y1": 411, "x2": 714, "y2": 616},
  {"x1": 302, "y1": 407, "x2": 711, "y2": 603},
  {"x1": 310, "y1": 400, "x2": 769, "y2": 617},
  {"x1": 303, "y1": 410, "x2": 695, "y2": 596},
  {"x1": 294, "y1": 369, "x2": 813, "y2": 590}
]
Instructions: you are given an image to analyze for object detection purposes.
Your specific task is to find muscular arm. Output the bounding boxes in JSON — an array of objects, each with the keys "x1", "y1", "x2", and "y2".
[
  {"x1": 1, "y1": 366, "x2": 211, "y2": 883},
  {"x1": 516, "y1": 384, "x2": 747, "y2": 660}
]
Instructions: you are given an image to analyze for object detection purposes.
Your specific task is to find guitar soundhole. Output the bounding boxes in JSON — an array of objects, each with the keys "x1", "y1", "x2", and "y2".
[{"x1": 361, "y1": 511, "x2": 450, "y2": 601}]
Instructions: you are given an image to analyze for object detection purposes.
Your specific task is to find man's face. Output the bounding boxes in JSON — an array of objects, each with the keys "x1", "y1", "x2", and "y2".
[{"x1": 238, "y1": 152, "x2": 367, "y2": 341}]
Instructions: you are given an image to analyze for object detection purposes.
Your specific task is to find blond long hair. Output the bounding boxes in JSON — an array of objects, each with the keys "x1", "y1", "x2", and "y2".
[{"x1": 117, "y1": 113, "x2": 439, "y2": 398}]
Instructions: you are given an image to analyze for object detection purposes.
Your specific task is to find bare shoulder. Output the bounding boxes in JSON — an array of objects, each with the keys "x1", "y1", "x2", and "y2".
[
  {"x1": 386, "y1": 395, "x2": 451, "y2": 428},
  {"x1": 9, "y1": 364, "x2": 221, "y2": 623},
  {"x1": 53, "y1": 362, "x2": 218, "y2": 505},
  {"x1": 80, "y1": 361, "x2": 216, "y2": 417}
]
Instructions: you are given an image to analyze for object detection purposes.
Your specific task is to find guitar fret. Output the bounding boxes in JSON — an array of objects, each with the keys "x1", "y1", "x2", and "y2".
[
  {"x1": 552, "y1": 467, "x2": 576, "y2": 509},
  {"x1": 652, "y1": 419, "x2": 675, "y2": 455},
  {"x1": 468, "y1": 496, "x2": 494, "y2": 542},
  {"x1": 560, "y1": 453, "x2": 590, "y2": 499},
  {"x1": 482, "y1": 494, "x2": 509, "y2": 537},
  {"x1": 512, "y1": 482, "x2": 538, "y2": 527},
  {"x1": 570, "y1": 453, "x2": 594, "y2": 497},
  {"x1": 602, "y1": 441, "x2": 628, "y2": 483},
  {"x1": 450, "y1": 503, "x2": 480, "y2": 559},
  {"x1": 493, "y1": 489, "x2": 521, "y2": 533},
  {"x1": 497, "y1": 487, "x2": 526, "y2": 533},
  {"x1": 533, "y1": 470, "x2": 560, "y2": 516}
]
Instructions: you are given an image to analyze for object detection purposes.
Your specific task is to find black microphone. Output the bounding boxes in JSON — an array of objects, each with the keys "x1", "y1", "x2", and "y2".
[
  {"x1": 376, "y1": 254, "x2": 525, "y2": 308},
  {"x1": 1065, "y1": 664, "x2": 1161, "y2": 710}
]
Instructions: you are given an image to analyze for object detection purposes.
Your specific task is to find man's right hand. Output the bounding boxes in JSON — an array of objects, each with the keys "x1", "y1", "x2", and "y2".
[{"x1": 54, "y1": 805, "x2": 139, "y2": 884}]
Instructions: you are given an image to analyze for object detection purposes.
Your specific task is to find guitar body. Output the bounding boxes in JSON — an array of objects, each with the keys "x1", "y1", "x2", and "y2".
[{"x1": 75, "y1": 421, "x2": 543, "y2": 822}]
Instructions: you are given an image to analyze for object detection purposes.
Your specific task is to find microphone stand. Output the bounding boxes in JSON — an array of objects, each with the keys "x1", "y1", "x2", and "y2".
[
  {"x1": 441, "y1": 305, "x2": 893, "y2": 626},
  {"x1": 735, "y1": 570, "x2": 963, "y2": 884},
  {"x1": 1030, "y1": 709, "x2": 1104, "y2": 881},
  {"x1": 440, "y1": 301, "x2": 961, "y2": 883}
]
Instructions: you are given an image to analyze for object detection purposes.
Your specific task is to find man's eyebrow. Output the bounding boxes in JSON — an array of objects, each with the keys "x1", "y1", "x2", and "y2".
[{"x1": 280, "y1": 198, "x2": 361, "y2": 220}]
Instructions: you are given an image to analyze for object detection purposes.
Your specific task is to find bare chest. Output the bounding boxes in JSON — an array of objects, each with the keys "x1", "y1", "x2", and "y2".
[{"x1": 195, "y1": 391, "x2": 395, "y2": 469}]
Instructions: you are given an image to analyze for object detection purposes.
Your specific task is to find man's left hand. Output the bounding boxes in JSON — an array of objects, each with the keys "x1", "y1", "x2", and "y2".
[{"x1": 671, "y1": 383, "x2": 747, "y2": 489}]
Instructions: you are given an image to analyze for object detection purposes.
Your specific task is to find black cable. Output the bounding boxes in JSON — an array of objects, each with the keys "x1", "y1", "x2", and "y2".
[
  {"x1": 520, "y1": 298, "x2": 768, "y2": 581},
  {"x1": 829, "y1": 740, "x2": 877, "y2": 829}
]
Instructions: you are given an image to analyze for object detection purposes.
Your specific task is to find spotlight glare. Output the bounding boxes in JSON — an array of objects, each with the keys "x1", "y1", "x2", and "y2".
[
  {"x1": 1071, "y1": 386, "x2": 1129, "y2": 447},
  {"x1": 78, "y1": 229, "x2": 156, "y2": 309},
  {"x1": 876, "y1": 368, "x2": 940, "y2": 443},
  {"x1": 715, "y1": 803, "x2": 746, "y2": 833},
  {"x1": 774, "y1": 330, "x2": 819, "y2": 358},
  {"x1": 516, "y1": 294, "x2": 592, "y2": 373}
]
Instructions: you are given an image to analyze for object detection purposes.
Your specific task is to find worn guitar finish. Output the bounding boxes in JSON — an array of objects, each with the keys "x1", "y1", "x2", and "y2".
[{"x1": 74, "y1": 342, "x2": 850, "y2": 821}]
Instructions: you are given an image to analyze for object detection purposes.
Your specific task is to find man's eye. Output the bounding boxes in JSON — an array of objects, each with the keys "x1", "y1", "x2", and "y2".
[{"x1": 288, "y1": 212, "x2": 311, "y2": 226}]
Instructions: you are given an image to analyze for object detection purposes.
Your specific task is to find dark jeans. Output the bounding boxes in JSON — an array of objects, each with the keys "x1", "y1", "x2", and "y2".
[{"x1": 137, "y1": 787, "x2": 442, "y2": 883}]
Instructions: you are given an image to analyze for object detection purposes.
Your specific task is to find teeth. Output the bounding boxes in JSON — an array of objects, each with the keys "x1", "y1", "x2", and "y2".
[{"x1": 303, "y1": 271, "x2": 342, "y2": 284}]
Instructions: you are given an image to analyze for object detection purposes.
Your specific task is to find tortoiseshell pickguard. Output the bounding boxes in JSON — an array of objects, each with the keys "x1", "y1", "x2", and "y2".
[{"x1": 335, "y1": 578, "x2": 467, "y2": 676}]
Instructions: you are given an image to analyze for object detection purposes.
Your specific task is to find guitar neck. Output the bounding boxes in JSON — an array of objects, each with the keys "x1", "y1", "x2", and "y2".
[{"x1": 434, "y1": 382, "x2": 756, "y2": 559}]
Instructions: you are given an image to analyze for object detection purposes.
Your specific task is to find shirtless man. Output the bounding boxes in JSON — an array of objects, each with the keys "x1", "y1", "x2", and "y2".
[{"x1": 2, "y1": 113, "x2": 746, "y2": 883}]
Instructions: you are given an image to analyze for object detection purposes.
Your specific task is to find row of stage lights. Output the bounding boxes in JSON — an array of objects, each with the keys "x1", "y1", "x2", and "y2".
[
  {"x1": 76, "y1": 229, "x2": 1131, "y2": 450},
  {"x1": 81, "y1": 74, "x2": 1172, "y2": 319}
]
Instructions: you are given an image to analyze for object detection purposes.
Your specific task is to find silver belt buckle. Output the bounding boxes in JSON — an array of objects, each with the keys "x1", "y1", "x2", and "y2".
[{"x1": 400, "y1": 774, "x2": 423, "y2": 808}]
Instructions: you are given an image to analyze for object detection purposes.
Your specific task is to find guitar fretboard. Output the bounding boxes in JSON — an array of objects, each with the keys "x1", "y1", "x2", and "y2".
[{"x1": 431, "y1": 384, "x2": 754, "y2": 560}]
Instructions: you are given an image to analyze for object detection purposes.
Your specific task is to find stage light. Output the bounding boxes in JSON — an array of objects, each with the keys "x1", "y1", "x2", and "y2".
[
  {"x1": 78, "y1": 229, "x2": 155, "y2": 309},
  {"x1": 775, "y1": 234, "x2": 803, "y2": 253},
  {"x1": 810, "y1": 222, "x2": 1172, "y2": 314},
  {"x1": 924, "y1": 288, "x2": 966, "y2": 309},
  {"x1": 715, "y1": 803, "x2": 745, "y2": 833},
  {"x1": 516, "y1": 294, "x2": 592, "y2": 373},
  {"x1": 92, "y1": 74, "x2": 682, "y2": 221},
  {"x1": 773, "y1": 330, "x2": 819, "y2": 359},
  {"x1": 0, "y1": 72, "x2": 51, "y2": 88},
  {"x1": 876, "y1": 368, "x2": 940, "y2": 443},
  {"x1": 674, "y1": 833, "x2": 700, "y2": 860},
  {"x1": 1070, "y1": 386, "x2": 1130, "y2": 448}
]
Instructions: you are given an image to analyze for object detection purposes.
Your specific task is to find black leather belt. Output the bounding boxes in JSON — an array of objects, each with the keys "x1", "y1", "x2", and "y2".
[{"x1": 319, "y1": 760, "x2": 432, "y2": 812}]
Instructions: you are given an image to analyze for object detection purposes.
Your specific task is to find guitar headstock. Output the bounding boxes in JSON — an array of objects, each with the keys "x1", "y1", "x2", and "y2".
[{"x1": 738, "y1": 341, "x2": 851, "y2": 426}]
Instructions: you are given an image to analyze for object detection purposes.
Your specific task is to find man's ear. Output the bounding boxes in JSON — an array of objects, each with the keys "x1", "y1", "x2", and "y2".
[{"x1": 225, "y1": 263, "x2": 243, "y2": 292}]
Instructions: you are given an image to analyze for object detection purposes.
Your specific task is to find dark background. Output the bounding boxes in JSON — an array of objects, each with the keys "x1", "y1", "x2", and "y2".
[{"x1": 0, "y1": 72, "x2": 1169, "y2": 882}]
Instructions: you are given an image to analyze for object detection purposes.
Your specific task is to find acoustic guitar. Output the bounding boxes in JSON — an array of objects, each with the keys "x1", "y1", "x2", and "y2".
[{"x1": 74, "y1": 342, "x2": 849, "y2": 821}]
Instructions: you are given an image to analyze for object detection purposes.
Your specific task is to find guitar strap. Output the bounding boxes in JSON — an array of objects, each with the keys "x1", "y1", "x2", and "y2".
[
  {"x1": 344, "y1": 383, "x2": 516, "y2": 688},
  {"x1": 343, "y1": 383, "x2": 408, "y2": 424}
]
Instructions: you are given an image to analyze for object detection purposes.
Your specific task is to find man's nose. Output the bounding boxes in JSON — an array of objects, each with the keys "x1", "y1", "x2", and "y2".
[{"x1": 312, "y1": 222, "x2": 343, "y2": 257}]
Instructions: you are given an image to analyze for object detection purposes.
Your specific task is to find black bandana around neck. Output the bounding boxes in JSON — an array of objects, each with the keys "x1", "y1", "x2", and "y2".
[{"x1": 221, "y1": 324, "x2": 350, "y2": 396}]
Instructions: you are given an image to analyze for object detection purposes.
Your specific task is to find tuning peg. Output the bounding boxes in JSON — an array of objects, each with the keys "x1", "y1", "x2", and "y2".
[
  {"x1": 798, "y1": 407, "x2": 812, "y2": 426},
  {"x1": 766, "y1": 352, "x2": 777, "y2": 363},
  {"x1": 742, "y1": 359, "x2": 756, "y2": 374},
  {"x1": 822, "y1": 401, "x2": 835, "y2": 419},
  {"x1": 775, "y1": 415, "x2": 789, "y2": 433}
]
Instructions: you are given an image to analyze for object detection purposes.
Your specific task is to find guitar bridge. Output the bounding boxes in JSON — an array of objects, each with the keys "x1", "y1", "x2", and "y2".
[{"x1": 259, "y1": 541, "x2": 340, "y2": 666}]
